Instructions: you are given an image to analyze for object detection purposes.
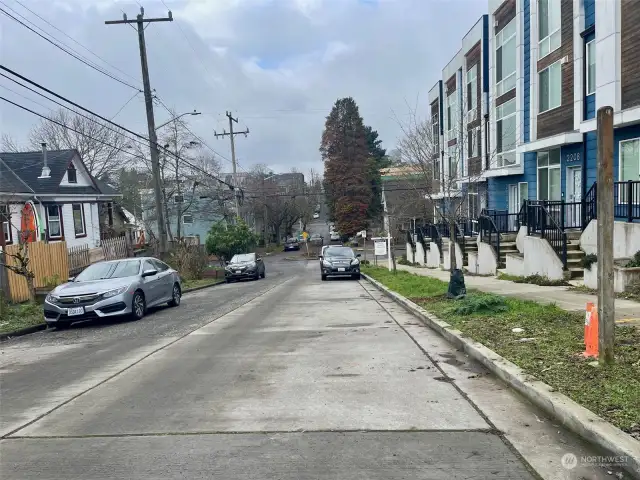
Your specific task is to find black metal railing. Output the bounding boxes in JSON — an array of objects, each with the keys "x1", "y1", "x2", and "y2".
[
  {"x1": 481, "y1": 209, "x2": 521, "y2": 233},
  {"x1": 478, "y1": 215, "x2": 501, "y2": 259},
  {"x1": 583, "y1": 182, "x2": 597, "y2": 227},
  {"x1": 406, "y1": 229, "x2": 415, "y2": 248},
  {"x1": 526, "y1": 202, "x2": 567, "y2": 268}
]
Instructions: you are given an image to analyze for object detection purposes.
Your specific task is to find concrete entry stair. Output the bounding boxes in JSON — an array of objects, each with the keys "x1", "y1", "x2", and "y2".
[
  {"x1": 566, "y1": 236, "x2": 585, "y2": 279},
  {"x1": 498, "y1": 233, "x2": 518, "y2": 269},
  {"x1": 462, "y1": 237, "x2": 478, "y2": 267}
]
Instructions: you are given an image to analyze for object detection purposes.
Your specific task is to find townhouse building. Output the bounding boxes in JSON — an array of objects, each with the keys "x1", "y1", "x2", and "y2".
[{"x1": 418, "y1": 0, "x2": 639, "y2": 280}]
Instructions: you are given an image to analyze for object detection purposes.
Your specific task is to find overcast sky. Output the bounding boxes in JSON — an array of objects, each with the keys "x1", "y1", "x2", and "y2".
[{"x1": 0, "y1": 0, "x2": 487, "y2": 177}]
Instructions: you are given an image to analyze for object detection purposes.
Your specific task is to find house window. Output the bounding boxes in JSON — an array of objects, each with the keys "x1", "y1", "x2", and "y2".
[
  {"x1": 468, "y1": 126, "x2": 480, "y2": 159},
  {"x1": 72, "y1": 204, "x2": 86, "y2": 237},
  {"x1": 538, "y1": 0, "x2": 561, "y2": 58},
  {"x1": 496, "y1": 98, "x2": 517, "y2": 167},
  {"x1": 446, "y1": 89, "x2": 457, "y2": 141},
  {"x1": 432, "y1": 110, "x2": 439, "y2": 150},
  {"x1": 537, "y1": 149, "x2": 561, "y2": 200},
  {"x1": 619, "y1": 139, "x2": 640, "y2": 204},
  {"x1": 466, "y1": 64, "x2": 478, "y2": 121},
  {"x1": 182, "y1": 214, "x2": 193, "y2": 225},
  {"x1": 433, "y1": 155, "x2": 441, "y2": 181},
  {"x1": 519, "y1": 182, "x2": 529, "y2": 203},
  {"x1": 496, "y1": 19, "x2": 516, "y2": 96},
  {"x1": 67, "y1": 164, "x2": 77, "y2": 184},
  {"x1": 46, "y1": 205, "x2": 63, "y2": 239},
  {"x1": 1, "y1": 205, "x2": 11, "y2": 244},
  {"x1": 539, "y1": 61, "x2": 562, "y2": 113},
  {"x1": 586, "y1": 40, "x2": 596, "y2": 95}
]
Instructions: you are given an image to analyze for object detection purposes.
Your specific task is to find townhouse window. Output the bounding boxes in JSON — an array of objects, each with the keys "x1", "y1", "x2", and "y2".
[
  {"x1": 182, "y1": 214, "x2": 194, "y2": 225},
  {"x1": 433, "y1": 155, "x2": 441, "y2": 180},
  {"x1": 1, "y1": 205, "x2": 11, "y2": 244},
  {"x1": 539, "y1": 61, "x2": 562, "y2": 112},
  {"x1": 67, "y1": 164, "x2": 77, "y2": 184},
  {"x1": 46, "y1": 205, "x2": 63, "y2": 239},
  {"x1": 496, "y1": 19, "x2": 516, "y2": 96},
  {"x1": 537, "y1": 149, "x2": 561, "y2": 200},
  {"x1": 446, "y1": 90, "x2": 457, "y2": 141},
  {"x1": 431, "y1": 111, "x2": 439, "y2": 150},
  {"x1": 466, "y1": 64, "x2": 478, "y2": 122},
  {"x1": 496, "y1": 98, "x2": 516, "y2": 167},
  {"x1": 468, "y1": 126, "x2": 480, "y2": 159},
  {"x1": 619, "y1": 139, "x2": 640, "y2": 204},
  {"x1": 448, "y1": 145, "x2": 458, "y2": 179},
  {"x1": 72, "y1": 204, "x2": 86, "y2": 237},
  {"x1": 586, "y1": 40, "x2": 596, "y2": 95},
  {"x1": 538, "y1": 0, "x2": 561, "y2": 58}
]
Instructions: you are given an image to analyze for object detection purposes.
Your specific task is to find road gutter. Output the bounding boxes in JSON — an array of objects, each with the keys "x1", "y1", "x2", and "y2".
[
  {"x1": 362, "y1": 273, "x2": 640, "y2": 478},
  {"x1": 0, "y1": 281, "x2": 225, "y2": 342}
]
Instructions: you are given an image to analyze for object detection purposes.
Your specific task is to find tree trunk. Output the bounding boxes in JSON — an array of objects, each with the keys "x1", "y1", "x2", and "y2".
[
  {"x1": 391, "y1": 247, "x2": 397, "y2": 273},
  {"x1": 26, "y1": 275, "x2": 35, "y2": 303},
  {"x1": 449, "y1": 222, "x2": 457, "y2": 271}
]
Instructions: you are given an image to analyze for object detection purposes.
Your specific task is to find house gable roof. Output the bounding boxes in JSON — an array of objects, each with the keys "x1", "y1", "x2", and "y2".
[{"x1": 0, "y1": 149, "x2": 120, "y2": 197}]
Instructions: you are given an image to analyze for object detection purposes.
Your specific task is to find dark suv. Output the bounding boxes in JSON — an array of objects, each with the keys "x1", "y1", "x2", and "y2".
[{"x1": 320, "y1": 246, "x2": 361, "y2": 281}]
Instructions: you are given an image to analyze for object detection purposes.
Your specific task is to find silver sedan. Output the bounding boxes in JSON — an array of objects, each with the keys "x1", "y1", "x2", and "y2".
[{"x1": 43, "y1": 257, "x2": 182, "y2": 329}]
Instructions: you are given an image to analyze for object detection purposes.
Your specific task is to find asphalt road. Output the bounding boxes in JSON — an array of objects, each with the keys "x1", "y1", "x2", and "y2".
[{"x1": 0, "y1": 251, "x2": 621, "y2": 479}]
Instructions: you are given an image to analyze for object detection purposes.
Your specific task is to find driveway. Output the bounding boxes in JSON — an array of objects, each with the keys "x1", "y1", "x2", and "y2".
[{"x1": 0, "y1": 259, "x2": 620, "y2": 479}]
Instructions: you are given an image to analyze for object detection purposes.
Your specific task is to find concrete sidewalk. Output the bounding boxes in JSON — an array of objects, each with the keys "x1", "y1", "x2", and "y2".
[{"x1": 396, "y1": 264, "x2": 640, "y2": 326}]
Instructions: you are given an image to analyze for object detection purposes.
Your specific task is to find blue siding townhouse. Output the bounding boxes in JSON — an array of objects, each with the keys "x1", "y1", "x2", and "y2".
[{"x1": 426, "y1": 0, "x2": 640, "y2": 277}]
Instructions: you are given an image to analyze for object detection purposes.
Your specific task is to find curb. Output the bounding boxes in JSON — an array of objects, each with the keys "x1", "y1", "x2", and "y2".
[
  {"x1": 362, "y1": 273, "x2": 640, "y2": 478},
  {"x1": 0, "y1": 281, "x2": 225, "y2": 342},
  {"x1": 0, "y1": 323, "x2": 48, "y2": 342}
]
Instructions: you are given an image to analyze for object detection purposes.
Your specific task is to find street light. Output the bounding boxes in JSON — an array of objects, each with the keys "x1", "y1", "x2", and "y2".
[{"x1": 155, "y1": 110, "x2": 201, "y2": 131}]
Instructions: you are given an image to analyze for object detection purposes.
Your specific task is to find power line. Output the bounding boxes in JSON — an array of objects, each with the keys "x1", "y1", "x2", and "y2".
[
  {"x1": 9, "y1": 0, "x2": 142, "y2": 88},
  {"x1": 0, "y1": 6, "x2": 141, "y2": 92}
]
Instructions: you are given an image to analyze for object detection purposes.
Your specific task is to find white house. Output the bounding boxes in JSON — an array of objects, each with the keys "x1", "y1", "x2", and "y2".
[{"x1": 0, "y1": 144, "x2": 122, "y2": 250}]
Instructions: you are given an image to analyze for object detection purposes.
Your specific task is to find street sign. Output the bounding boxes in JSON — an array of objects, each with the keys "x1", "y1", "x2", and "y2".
[
  {"x1": 302, "y1": 231, "x2": 309, "y2": 240},
  {"x1": 373, "y1": 239, "x2": 387, "y2": 256}
]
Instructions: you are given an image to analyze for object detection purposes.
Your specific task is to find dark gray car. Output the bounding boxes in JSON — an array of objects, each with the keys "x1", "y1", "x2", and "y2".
[
  {"x1": 224, "y1": 253, "x2": 266, "y2": 282},
  {"x1": 320, "y1": 246, "x2": 361, "y2": 281}
]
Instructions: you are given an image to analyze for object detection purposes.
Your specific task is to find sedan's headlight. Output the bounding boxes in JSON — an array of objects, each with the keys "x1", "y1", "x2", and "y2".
[
  {"x1": 351, "y1": 258, "x2": 360, "y2": 266},
  {"x1": 45, "y1": 293, "x2": 59, "y2": 303},
  {"x1": 322, "y1": 260, "x2": 332, "y2": 267},
  {"x1": 102, "y1": 286, "x2": 129, "y2": 299}
]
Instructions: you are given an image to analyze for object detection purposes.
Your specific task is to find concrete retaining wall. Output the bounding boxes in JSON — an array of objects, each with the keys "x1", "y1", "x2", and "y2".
[
  {"x1": 476, "y1": 241, "x2": 498, "y2": 275},
  {"x1": 515, "y1": 226, "x2": 527, "y2": 254},
  {"x1": 427, "y1": 242, "x2": 440, "y2": 268},
  {"x1": 523, "y1": 236, "x2": 564, "y2": 280},
  {"x1": 406, "y1": 243, "x2": 415, "y2": 263},
  {"x1": 584, "y1": 262, "x2": 640, "y2": 293},
  {"x1": 505, "y1": 253, "x2": 525, "y2": 277},
  {"x1": 443, "y1": 242, "x2": 464, "y2": 270},
  {"x1": 415, "y1": 242, "x2": 426, "y2": 265},
  {"x1": 581, "y1": 220, "x2": 640, "y2": 258}
]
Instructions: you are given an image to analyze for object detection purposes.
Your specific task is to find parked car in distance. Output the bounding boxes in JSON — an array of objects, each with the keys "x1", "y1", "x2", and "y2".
[
  {"x1": 330, "y1": 231, "x2": 340, "y2": 241},
  {"x1": 310, "y1": 233, "x2": 323, "y2": 243},
  {"x1": 319, "y1": 246, "x2": 361, "y2": 281},
  {"x1": 284, "y1": 238, "x2": 300, "y2": 251},
  {"x1": 313, "y1": 212, "x2": 320, "y2": 219},
  {"x1": 225, "y1": 253, "x2": 265, "y2": 282},
  {"x1": 44, "y1": 257, "x2": 182, "y2": 329}
]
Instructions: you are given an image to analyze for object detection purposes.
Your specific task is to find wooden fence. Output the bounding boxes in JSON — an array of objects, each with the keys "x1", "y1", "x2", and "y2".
[
  {"x1": 4, "y1": 241, "x2": 69, "y2": 302},
  {"x1": 68, "y1": 244, "x2": 91, "y2": 276},
  {"x1": 102, "y1": 236, "x2": 132, "y2": 261}
]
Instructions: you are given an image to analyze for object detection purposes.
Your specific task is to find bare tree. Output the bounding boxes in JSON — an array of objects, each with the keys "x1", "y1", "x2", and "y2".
[{"x1": 25, "y1": 108, "x2": 129, "y2": 179}]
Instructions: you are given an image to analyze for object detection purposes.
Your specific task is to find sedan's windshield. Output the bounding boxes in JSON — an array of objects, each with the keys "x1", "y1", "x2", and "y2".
[
  {"x1": 230, "y1": 253, "x2": 255, "y2": 263},
  {"x1": 75, "y1": 260, "x2": 141, "y2": 281},
  {"x1": 325, "y1": 247, "x2": 354, "y2": 258}
]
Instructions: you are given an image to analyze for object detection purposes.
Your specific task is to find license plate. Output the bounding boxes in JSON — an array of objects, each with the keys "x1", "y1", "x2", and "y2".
[
  {"x1": 235, "y1": 270, "x2": 242, "y2": 274},
  {"x1": 338, "y1": 268, "x2": 346, "y2": 272},
  {"x1": 67, "y1": 307, "x2": 84, "y2": 316}
]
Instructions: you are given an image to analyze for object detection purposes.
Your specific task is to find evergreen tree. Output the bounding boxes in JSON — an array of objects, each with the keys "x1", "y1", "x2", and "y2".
[
  {"x1": 364, "y1": 126, "x2": 391, "y2": 221},
  {"x1": 320, "y1": 97, "x2": 373, "y2": 236}
]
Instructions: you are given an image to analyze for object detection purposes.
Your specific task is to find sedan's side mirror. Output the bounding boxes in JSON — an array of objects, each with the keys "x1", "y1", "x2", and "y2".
[
  {"x1": 142, "y1": 269, "x2": 158, "y2": 278},
  {"x1": 225, "y1": 261, "x2": 229, "y2": 265},
  {"x1": 356, "y1": 254, "x2": 362, "y2": 257}
]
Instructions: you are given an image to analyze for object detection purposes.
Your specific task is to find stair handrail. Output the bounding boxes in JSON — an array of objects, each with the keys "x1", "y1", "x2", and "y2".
[
  {"x1": 527, "y1": 202, "x2": 568, "y2": 269},
  {"x1": 429, "y1": 223, "x2": 443, "y2": 258},
  {"x1": 478, "y1": 214, "x2": 501, "y2": 259}
]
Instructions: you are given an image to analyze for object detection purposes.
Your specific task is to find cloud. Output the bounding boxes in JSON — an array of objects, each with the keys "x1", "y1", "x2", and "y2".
[{"x1": 0, "y1": 0, "x2": 487, "y2": 177}]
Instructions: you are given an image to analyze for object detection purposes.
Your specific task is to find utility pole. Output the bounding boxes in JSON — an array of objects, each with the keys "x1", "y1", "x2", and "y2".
[
  {"x1": 596, "y1": 106, "x2": 615, "y2": 364},
  {"x1": 0, "y1": 213, "x2": 8, "y2": 314},
  {"x1": 214, "y1": 112, "x2": 249, "y2": 220},
  {"x1": 105, "y1": 7, "x2": 172, "y2": 254}
]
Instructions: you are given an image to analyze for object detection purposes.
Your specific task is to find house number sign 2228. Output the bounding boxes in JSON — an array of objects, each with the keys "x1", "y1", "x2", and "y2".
[{"x1": 566, "y1": 153, "x2": 581, "y2": 162}]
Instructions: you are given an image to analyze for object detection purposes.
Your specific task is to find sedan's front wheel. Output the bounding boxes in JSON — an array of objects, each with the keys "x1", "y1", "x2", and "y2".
[
  {"x1": 168, "y1": 283, "x2": 181, "y2": 307},
  {"x1": 131, "y1": 291, "x2": 146, "y2": 320}
]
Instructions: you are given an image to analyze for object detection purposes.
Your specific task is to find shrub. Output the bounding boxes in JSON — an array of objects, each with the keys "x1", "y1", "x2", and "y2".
[
  {"x1": 446, "y1": 293, "x2": 508, "y2": 316},
  {"x1": 625, "y1": 250, "x2": 640, "y2": 268},
  {"x1": 582, "y1": 253, "x2": 597, "y2": 270},
  {"x1": 167, "y1": 242, "x2": 207, "y2": 280}
]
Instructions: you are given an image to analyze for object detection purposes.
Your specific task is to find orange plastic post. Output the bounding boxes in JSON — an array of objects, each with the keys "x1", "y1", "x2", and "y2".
[{"x1": 583, "y1": 302, "x2": 599, "y2": 358}]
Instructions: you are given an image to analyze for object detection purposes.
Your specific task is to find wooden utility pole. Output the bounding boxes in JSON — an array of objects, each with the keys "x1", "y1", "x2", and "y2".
[
  {"x1": 596, "y1": 106, "x2": 615, "y2": 364},
  {"x1": 0, "y1": 214, "x2": 9, "y2": 313},
  {"x1": 214, "y1": 112, "x2": 249, "y2": 220},
  {"x1": 105, "y1": 7, "x2": 172, "y2": 254}
]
